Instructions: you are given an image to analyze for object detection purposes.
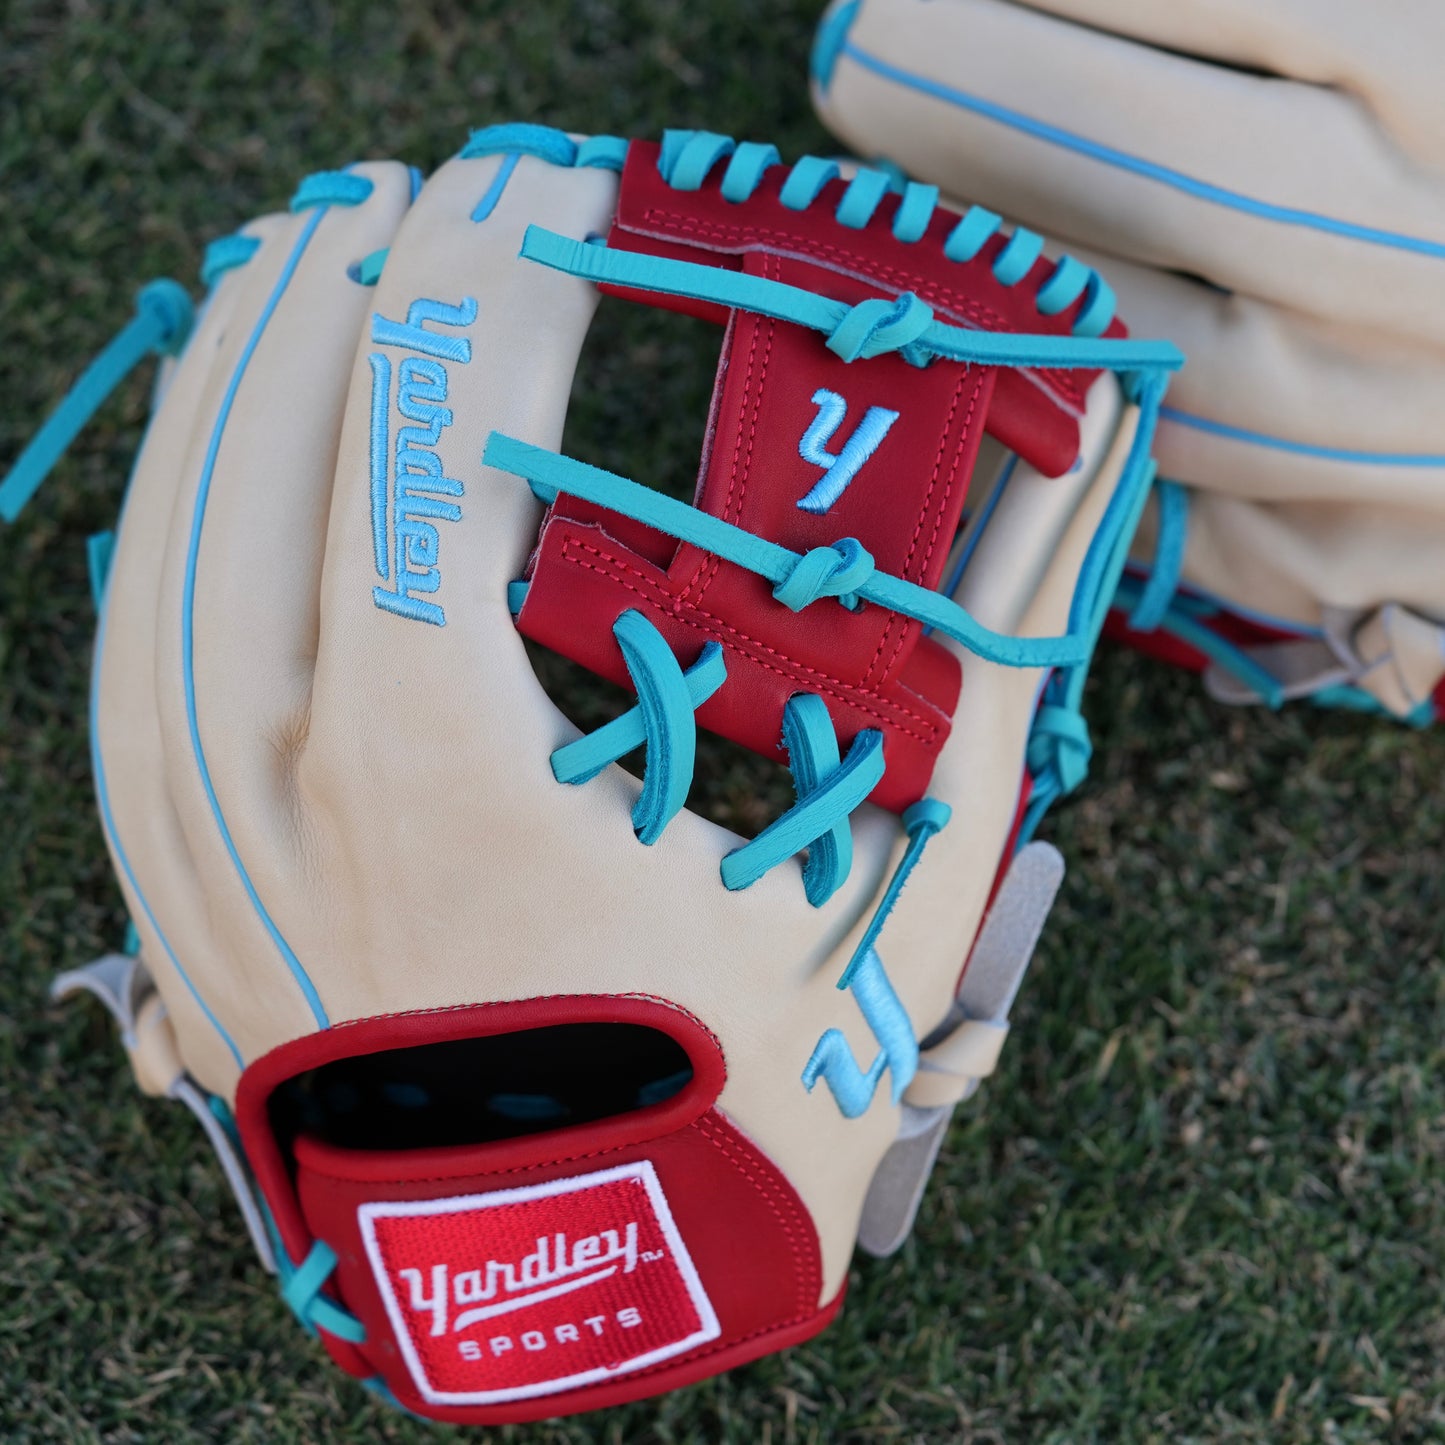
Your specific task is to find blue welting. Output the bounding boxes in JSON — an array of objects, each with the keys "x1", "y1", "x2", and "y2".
[
  {"x1": 660, "y1": 130, "x2": 735, "y2": 190},
  {"x1": 613, "y1": 609, "x2": 697, "y2": 844},
  {"x1": 841, "y1": 42, "x2": 1445, "y2": 261},
  {"x1": 281, "y1": 1240, "x2": 367, "y2": 1344},
  {"x1": 1160, "y1": 405, "x2": 1445, "y2": 466},
  {"x1": 779, "y1": 156, "x2": 842, "y2": 211},
  {"x1": 835, "y1": 166, "x2": 891, "y2": 229},
  {"x1": 992, "y1": 226, "x2": 1044, "y2": 286},
  {"x1": 773, "y1": 537, "x2": 875, "y2": 611},
  {"x1": 368, "y1": 354, "x2": 392, "y2": 578},
  {"x1": 721, "y1": 142, "x2": 781, "y2": 203},
  {"x1": 781, "y1": 694, "x2": 852, "y2": 907},
  {"x1": 552, "y1": 641, "x2": 724, "y2": 786},
  {"x1": 123, "y1": 921, "x2": 141, "y2": 956},
  {"x1": 485, "y1": 432, "x2": 1100, "y2": 670},
  {"x1": 0, "y1": 279, "x2": 193, "y2": 524},
  {"x1": 182, "y1": 207, "x2": 331, "y2": 1030},
  {"x1": 90, "y1": 548, "x2": 244, "y2": 1071},
  {"x1": 516, "y1": 225, "x2": 1183, "y2": 375},
  {"x1": 290, "y1": 170, "x2": 373, "y2": 211},
  {"x1": 935, "y1": 453, "x2": 1018, "y2": 610},
  {"x1": 943, "y1": 206, "x2": 1001, "y2": 262},
  {"x1": 201, "y1": 233, "x2": 261, "y2": 288},
  {"x1": 892, "y1": 181, "x2": 939, "y2": 242},
  {"x1": 1035, "y1": 254, "x2": 1089, "y2": 315},
  {"x1": 471, "y1": 152, "x2": 521, "y2": 222},
  {"x1": 507, "y1": 579, "x2": 530, "y2": 617},
  {"x1": 1128, "y1": 478, "x2": 1188, "y2": 632},
  {"x1": 811, "y1": 0, "x2": 861, "y2": 88},
  {"x1": 720, "y1": 729, "x2": 884, "y2": 892},
  {"x1": 802, "y1": 946, "x2": 919, "y2": 1115},
  {"x1": 825, "y1": 291, "x2": 934, "y2": 365},
  {"x1": 574, "y1": 135, "x2": 629, "y2": 171},
  {"x1": 461, "y1": 122, "x2": 575, "y2": 166},
  {"x1": 87, "y1": 531, "x2": 115, "y2": 612},
  {"x1": 797, "y1": 390, "x2": 900, "y2": 514},
  {"x1": 836, "y1": 796, "x2": 952, "y2": 990}
]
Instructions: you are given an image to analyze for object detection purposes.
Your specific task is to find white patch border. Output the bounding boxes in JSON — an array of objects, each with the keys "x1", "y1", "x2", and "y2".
[{"x1": 358, "y1": 1159, "x2": 722, "y2": 1406}]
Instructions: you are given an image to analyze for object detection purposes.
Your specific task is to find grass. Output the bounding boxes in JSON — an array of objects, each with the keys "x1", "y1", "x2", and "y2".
[{"x1": 2, "y1": 2, "x2": 1444, "y2": 1440}]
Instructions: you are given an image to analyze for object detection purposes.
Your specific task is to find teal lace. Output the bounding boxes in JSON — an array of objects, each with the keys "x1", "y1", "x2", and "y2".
[{"x1": 482, "y1": 130, "x2": 1181, "y2": 983}]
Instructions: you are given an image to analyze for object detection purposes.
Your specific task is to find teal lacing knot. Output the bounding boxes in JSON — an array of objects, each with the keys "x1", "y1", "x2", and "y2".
[
  {"x1": 281, "y1": 1240, "x2": 366, "y2": 1345},
  {"x1": 290, "y1": 170, "x2": 374, "y2": 212},
  {"x1": 461, "y1": 123, "x2": 628, "y2": 172},
  {"x1": 837, "y1": 796, "x2": 952, "y2": 989},
  {"x1": 1027, "y1": 705, "x2": 1093, "y2": 797},
  {"x1": 0, "y1": 278, "x2": 194, "y2": 524},
  {"x1": 826, "y1": 291, "x2": 934, "y2": 365},
  {"x1": 721, "y1": 721, "x2": 885, "y2": 900},
  {"x1": 551, "y1": 612, "x2": 726, "y2": 845},
  {"x1": 773, "y1": 537, "x2": 874, "y2": 610},
  {"x1": 200, "y1": 232, "x2": 261, "y2": 289}
]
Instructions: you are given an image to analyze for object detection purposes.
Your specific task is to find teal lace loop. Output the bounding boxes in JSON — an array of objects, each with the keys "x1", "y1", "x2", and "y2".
[
  {"x1": 461, "y1": 122, "x2": 629, "y2": 172},
  {"x1": 1127, "y1": 477, "x2": 1189, "y2": 633},
  {"x1": 289, "y1": 170, "x2": 374, "y2": 211},
  {"x1": 656, "y1": 127, "x2": 1126, "y2": 339},
  {"x1": 551, "y1": 615, "x2": 727, "y2": 846},
  {"x1": 1027, "y1": 705, "x2": 1093, "y2": 796},
  {"x1": 517, "y1": 226, "x2": 1179, "y2": 376},
  {"x1": 721, "y1": 728, "x2": 885, "y2": 895},
  {"x1": 201, "y1": 232, "x2": 261, "y2": 288},
  {"x1": 0, "y1": 279, "x2": 194, "y2": 524},
  {"x1": 826, "y1": 292, "x2": 935, "y2": 365},
  {"x1": 836, "y1": 796, "x2": 952, "y2": 989},
  {"x1": 280, "y1": 1240, "x2": 366, "y2": 1345},
  {"x1": 773, "y1": 538, "x2": 874, "y2": 610},
  {"x1": 779, "y1": 694, "x2": 855, "y2": 907}
]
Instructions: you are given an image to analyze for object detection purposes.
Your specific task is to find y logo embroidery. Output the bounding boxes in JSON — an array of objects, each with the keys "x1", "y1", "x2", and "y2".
[
  {"x1": 796, "y1": 388, "x2": 900, "y2": 514},
  {"x1": 368, "y1": 296, "x2": 477, "y2": 626}
]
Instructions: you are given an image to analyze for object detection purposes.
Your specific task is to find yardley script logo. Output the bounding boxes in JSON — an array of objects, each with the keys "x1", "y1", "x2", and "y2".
[
  {"x1": 400, "y1": 1222, "x2": 642, "y2": 1336},
  {"x1": 367, "y1": 295, "x2": 477, "y2": 627},
  {"x1": 358, "y1": 1162, "x2": 722, "y2": 1406}
]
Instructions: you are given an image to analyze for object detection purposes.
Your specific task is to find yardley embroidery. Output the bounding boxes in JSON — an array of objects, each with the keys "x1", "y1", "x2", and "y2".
[
  {"x1": 399, "y1": 1223, "x2": 643, "y2": 1336},
  {"x1": 369, "y1": 296, "x2": 478, "y2": 626}
]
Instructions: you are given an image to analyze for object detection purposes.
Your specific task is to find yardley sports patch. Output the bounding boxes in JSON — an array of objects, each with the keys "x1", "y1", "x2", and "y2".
[{"x1": 358, "y1": 1161, "x2": 721, "y2": 1405}]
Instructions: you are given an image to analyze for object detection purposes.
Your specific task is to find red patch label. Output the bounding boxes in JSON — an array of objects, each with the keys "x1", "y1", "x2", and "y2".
[{"x1": 358, "y1": 1162, "x2": 720, "y2": 1406}]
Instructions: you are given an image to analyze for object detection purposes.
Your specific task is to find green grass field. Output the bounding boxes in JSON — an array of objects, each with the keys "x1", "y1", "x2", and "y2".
[{"x1": 3, "y1": 3, "x2": 1444, "y2": 1440}]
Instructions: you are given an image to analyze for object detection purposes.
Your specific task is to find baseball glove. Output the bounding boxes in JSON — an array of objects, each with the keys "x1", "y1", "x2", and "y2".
[
  {"x1": 813, "y1": 0, "x2": 1445, "y2": 721},
  {"x1": 2, "y1": 123, "x2": 1178, "y2": 1423}
]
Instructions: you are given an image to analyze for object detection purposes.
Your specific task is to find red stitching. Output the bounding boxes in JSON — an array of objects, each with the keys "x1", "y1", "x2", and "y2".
[
  {"x1": 558, "y1": 535, "x2": 944, "y2": 744},
  {"x1": 695, "y1": 1112, "x2": 821, "y2": 1316},
  {"x1": 636, "y1": 210, "x2": 1087, "y2": 408}
]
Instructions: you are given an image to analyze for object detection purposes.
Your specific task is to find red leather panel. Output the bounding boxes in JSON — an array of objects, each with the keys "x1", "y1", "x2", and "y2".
[{"x1": 518, "y1": 140, "x2": 1123, "y2": 814}]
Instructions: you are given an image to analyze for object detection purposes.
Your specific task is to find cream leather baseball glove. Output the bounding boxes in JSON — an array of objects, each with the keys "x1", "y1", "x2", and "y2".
[
  {"x1": 2, "y1": 123, "x2": 1178, "y2": 1423},
  {"x1": 813, "y1": 0, "x2": 1445, "y2": 721}
]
